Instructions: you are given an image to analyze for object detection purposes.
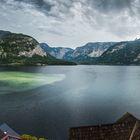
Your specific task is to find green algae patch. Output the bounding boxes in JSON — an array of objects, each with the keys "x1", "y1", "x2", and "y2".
[{"x1": 0, "y1": 72, "x2": 65, "y2": 94}]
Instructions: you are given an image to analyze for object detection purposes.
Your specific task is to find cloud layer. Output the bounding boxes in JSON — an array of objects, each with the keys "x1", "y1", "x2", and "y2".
[{"x1": 0, "y1": 0, "x2": 140, "y2": 48}]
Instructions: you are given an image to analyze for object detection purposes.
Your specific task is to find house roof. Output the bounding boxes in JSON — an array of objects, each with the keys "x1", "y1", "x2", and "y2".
[
  {"x1": 69, "y1": 112, "x2": 140, "y2": 140},
  {"x1": 116, "y1": 112, "x2": 138, "y2": 123},
  {"x1": 0, "y1": 129, "x2": 6, "y2": 140},
  {"x1": 0, "y1": 123, "x2": 21, "y2": 140}
]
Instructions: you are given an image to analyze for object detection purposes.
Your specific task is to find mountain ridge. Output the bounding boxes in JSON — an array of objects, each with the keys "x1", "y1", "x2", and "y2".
[
  {"x1": 40, "y1": 42, "x2": 116, "y2": 64},
  {"x1": 1, "y1": 30, "x2": 140, "y2": 65},
  {"x1": 98, "y1": 40, "x2": 140, "y2": 65},
  {"x1": 0, "y1": 30, "x2": 76, "y2": 66},
  {"x1": 40, "y1": 39, "x2": 140, "y2": 65}
]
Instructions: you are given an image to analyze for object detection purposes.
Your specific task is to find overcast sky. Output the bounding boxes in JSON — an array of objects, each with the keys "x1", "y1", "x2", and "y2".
[{"x1": 0, "y1": 0, "x2": 140, "y2": 48}]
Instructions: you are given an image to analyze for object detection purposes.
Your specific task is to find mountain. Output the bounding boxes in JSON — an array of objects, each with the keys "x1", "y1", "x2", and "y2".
[
  {"x1": 98, "y1": 39, "x2": 140, "y2": 65},
  {"x1": 40, "y1": 43, "x2": 74, "y2": 60},
  {"x1": 40, "y1": 42, "x2": 116, "y2": 64},
  {"x1": 41, "y1": 40, "x2": 140, "y2": 65},
  {"x1": 0, "y1": 30, "x2": 11, "y2": 37},
  {"x1": 69, "y1": 42, "x2": 116, "y2": 64},
  {"x1": 5, "y1": 30, "x2": 139, "y2": 66},
  {"x1": 0, "y1": 30, "x2": 76, "y2": 66},
  {"x1": 72, "y1": 42, "x2": 115, "y2": 57}
]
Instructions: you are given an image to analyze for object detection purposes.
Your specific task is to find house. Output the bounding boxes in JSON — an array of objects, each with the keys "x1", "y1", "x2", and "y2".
[
  {"x1": 69, "y1": 112, "x2": 140, "y2": 140},
  {"x1": 0, "y1": 123, "x2": 21, "y2": 140}
]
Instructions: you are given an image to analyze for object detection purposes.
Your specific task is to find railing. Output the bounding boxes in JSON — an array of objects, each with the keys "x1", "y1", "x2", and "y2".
[{"x1": 1, "y1": 134, "x2": 21, "y2": 140}]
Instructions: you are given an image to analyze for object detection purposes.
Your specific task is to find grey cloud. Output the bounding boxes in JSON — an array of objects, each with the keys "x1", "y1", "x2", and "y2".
[
  {"x1": 0, "y1": 0, "x2": 140, "y2": 47},
  {"x1": 2, "y1": 0, "x2": 138, "y2": 19},
  {"x1": 2, "y1": 0, "x2": 139, "y2": 17},
  {"x1": 89, "y1": 0, "x2": 132, "y2": 13},
  {"x1": 37, "y1": 25, "x2": 65, "y2": 36},
  {"x1": 2, "y1": 0, "x2": 52, "y2": 13},
  {"x1": 5, "y1": 0, "x2": 74, "y2": 18},
  {"x1": 77, "y1": 0, "x2": 140, "y2": 38}
]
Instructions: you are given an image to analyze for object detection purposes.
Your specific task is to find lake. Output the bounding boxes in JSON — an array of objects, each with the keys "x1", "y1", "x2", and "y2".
[{"x1": 0, "y1": 65, "x2": 140, "y2": 140}]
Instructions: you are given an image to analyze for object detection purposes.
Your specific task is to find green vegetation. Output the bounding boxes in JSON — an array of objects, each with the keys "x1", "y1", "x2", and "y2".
[
  {"x1": 21, "y1": 134, "x2": 48, "y2": 140},
  {"x1": 97, "y1": 41, "x2": 140, "y2": 65},
  {"x1": 0, "y1": 71, "x2": 65, "y2": 93},
  {"x1": 24, "y1": 55, "x2": 77, "y2": 65},
  {"x1": 0, "y1": 30, "x2": 76, "y2": 66},
  {"x1": 0, "y1": 31, "x2": 42, "y2": 65}
]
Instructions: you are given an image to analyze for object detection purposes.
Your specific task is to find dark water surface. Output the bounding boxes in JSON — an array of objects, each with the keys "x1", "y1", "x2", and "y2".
[{"x1": 0, "y1": 65, "x2": 140, "y2": 140}]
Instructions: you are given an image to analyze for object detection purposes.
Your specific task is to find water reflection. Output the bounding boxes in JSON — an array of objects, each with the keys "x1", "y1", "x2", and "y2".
[{"x1": 0, "y1": 66, "x2": 140, "y2": 140}]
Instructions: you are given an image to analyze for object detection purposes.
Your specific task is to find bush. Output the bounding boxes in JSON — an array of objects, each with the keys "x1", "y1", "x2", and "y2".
[{"x1": 21, "y1": 134, "x2": 48, "y2": 140}]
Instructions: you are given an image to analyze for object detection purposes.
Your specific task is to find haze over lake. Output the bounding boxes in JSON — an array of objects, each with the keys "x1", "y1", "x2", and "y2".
[{"x1": 0, "y1": 66, "x2": 140, "y2": 140}]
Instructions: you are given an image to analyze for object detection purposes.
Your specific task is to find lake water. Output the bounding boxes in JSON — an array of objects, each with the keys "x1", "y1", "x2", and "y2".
[{"x1": 0, "y1": 65, "x2": 140, "y2": 140}]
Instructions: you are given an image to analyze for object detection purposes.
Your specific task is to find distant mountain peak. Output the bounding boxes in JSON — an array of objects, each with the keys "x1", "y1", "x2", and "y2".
[{"x1": 40, "y1": 42, "x2": 116, "y2": 64}]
